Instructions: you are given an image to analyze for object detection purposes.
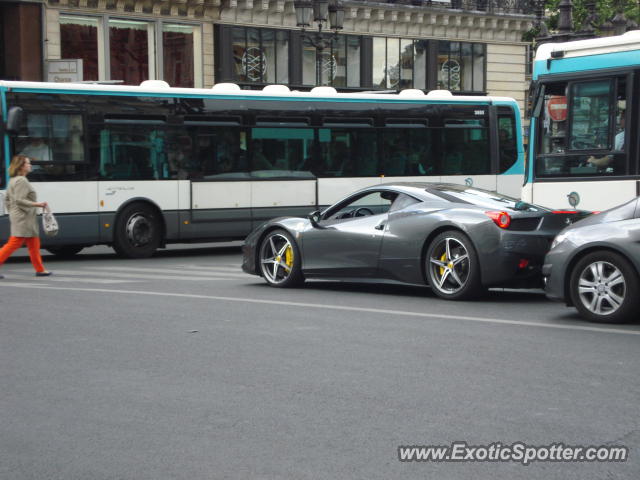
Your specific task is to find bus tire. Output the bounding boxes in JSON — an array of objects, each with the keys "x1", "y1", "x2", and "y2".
[
  {"x1": 46, "y1": 246, "x2": 84, "y2": 258},
  {"x1": 113, "y1": 203, "x2": 162, "y2": 258}
]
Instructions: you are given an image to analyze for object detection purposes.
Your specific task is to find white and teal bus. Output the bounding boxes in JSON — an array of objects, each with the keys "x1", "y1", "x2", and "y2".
[
  {"x1": 0, "y1": 80, "x2": 523, "y2": 257},
  {"x1": 524, "y1": 31, "x2": 640, "y2": 211}
]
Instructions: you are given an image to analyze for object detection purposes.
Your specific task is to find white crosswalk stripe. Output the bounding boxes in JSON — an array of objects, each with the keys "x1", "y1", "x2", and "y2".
[
  {"x1": 174, "y1": 264, "x2": 244, "y2": 273},
  {"x1": 29, "y1": 269, "x2": 226, "y2": 282},
  {"x1": 2, "y1": 262, "x2": 253, "y2": 284},
  {"x1": 4, "y1": 271, "x2": 132, "y2": 284},
  {"x1": 97, "y1": 265, "x2": 248, "y2": 278}
]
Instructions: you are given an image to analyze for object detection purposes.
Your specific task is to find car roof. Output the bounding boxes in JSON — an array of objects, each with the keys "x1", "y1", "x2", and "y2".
[{"x1": 373, "y1": 182, "x2": 472, "y2": 199}]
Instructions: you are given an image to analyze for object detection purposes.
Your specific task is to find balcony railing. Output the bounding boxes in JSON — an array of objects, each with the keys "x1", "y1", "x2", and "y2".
[{"x1": 362, "y1": 0, "x2": 537, "y2": 16}]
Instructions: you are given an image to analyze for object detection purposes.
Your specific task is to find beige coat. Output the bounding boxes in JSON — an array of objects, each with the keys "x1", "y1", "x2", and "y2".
[{"x1": 5, "y1": 176, "x2": 40, "y2": 237}]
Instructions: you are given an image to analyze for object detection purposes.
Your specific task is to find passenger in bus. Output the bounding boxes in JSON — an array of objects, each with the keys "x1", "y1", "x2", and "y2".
[
  {"x1": 19, "y1": 137, "x2": 52, "y2": 162},
  {"x1": 217, "y1": 155, "x2": 235, "y2": 173},
  {"x1": 168, "y1": 135, "x2": 194, "y2": 179},
  {"x1": 0, "y1": 156, "x2": 51, "y2": 279},
  {"x1": 328, "y1": 141, "x2": 349, "y2": 174},
  {"x1": 251, "y1": 140, "x2": 272, "y2": 170},
  {"x1": 587, "y1": 109, "x2": 625, "y2": 170}
]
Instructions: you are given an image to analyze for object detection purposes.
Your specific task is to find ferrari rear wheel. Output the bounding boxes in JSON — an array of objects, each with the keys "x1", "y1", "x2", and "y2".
[
  {"x1": 259, "y1": 229, "x2": 304, "y2": 288},
  {"x1": 426, "y1": 231, "x2": 482, "y2": 300}
]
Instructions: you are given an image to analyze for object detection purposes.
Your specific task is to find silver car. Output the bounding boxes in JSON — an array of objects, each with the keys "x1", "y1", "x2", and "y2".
[
  {"x1": 543, "y1": 197, "x2": 640, "y2": 323},
  {"x1": 243, "y1": 183, "x2": 583, "y2": 300}
]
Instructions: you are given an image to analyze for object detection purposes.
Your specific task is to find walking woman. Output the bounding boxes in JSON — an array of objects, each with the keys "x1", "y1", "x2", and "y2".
[{"x1": 0, "y1": 155, "x2": 52, "y2": 278}]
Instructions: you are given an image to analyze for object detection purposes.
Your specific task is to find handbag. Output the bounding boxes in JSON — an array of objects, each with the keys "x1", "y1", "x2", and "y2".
[{"x1": 42, "y1": 206, "x2": 59, "y2": 237}]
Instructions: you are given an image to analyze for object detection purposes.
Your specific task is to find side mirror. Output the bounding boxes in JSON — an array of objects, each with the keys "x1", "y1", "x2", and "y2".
[
  {"x1": 6, "y1": 106, "x2": 24, "y2": 135},
  {"x1": 308, "y1": 209, "x2": 324, "y2": 228}
]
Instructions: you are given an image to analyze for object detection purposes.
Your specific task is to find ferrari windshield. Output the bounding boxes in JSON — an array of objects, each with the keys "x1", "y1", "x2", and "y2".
[{"x1": 427, "y1": 185, "x2": 547, "y2": 212}]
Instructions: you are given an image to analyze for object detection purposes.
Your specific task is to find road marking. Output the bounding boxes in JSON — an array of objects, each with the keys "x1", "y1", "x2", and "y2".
[
  {"x1": 2, "y1": 275, "x2": 131, "y2": 284},
  {"x1": 176, "y1": 264, "x2": 244, "y2": 273},
  {"x1": 8, "y1": 269, "x2": 226, "y2": 282},
  {"x1": 1, "y1": 282, "x2": 639, "y2": 337},
  {"x1": 96, "y1": 266, "x2": 249, "y2": 278}
]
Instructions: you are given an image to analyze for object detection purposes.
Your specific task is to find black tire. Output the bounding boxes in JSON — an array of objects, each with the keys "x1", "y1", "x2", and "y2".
[
  {"x1": 113, "y1": 203, "x2": 162, "y2": 258},
  {"x1": 258, "y1": 229, "x2": 304, "y2": 288},
  {"x1": 46, "y1": 246, "x2": 84, "y2": 258},
  {"x1": 569, "y1": 250, "x2": 639, "y2": 323},
  {"x1": 425, "y1": 230, "x2": 483, "y2": 300}
]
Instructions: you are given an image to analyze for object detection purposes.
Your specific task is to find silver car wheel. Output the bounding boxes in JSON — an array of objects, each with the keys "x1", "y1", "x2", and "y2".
[
  {"x1": 260, "y1": 233, "x2": 295, "y2": 285},
  {"x1": 577, "y1": 261, "x2": 626, "y2": 316},
  {"x1": 428, "y1": 237, "x2": 470, "y2": 295}
]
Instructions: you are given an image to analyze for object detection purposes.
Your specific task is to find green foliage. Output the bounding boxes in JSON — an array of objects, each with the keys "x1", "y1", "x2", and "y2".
[{"x1": 543, "y1": 0, "x2": 639, "y2": 33}]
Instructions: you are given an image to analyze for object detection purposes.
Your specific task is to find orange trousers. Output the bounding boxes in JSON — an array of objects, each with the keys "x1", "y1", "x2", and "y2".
[{"x1": 0, "y1": 236, "x2": 46, "y2": 273}]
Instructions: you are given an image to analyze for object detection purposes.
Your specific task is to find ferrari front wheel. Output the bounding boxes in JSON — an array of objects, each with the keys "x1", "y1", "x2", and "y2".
[
  {"x1": 426, "y1": 230, "x2": 482, "y2": 300},
  {"x1": 259, "y1": 229, "x2": 304, "y2": 288}
]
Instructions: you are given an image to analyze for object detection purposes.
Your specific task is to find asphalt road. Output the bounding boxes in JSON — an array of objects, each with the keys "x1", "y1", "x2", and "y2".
[{"x1": 1, "y1": 244, "x2": 639, "y2": 480}]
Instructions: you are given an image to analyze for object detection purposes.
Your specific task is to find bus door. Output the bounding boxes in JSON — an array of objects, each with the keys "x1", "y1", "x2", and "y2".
[
  {"x1": 249, "y1": 126, "x2": 317, "y2": 229},
  {"x1": 186, "y1": 129, "x2": 252, "y2": 239}
]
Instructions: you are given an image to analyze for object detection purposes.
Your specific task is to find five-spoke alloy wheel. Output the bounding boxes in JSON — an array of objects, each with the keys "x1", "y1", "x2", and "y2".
[
  {"x1": 259, "y1": 229, "x2": 303, "y2": 288},
  {"x1": 570, "y1": 251, "x2": 639, "y2": 323},
  {"x1": 426, "y1": 230, "x2": 482, "y2": 300}
]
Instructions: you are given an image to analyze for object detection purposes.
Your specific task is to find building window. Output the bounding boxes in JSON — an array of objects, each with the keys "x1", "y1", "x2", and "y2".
[
  {"x1": 59, "y1": 15, "x2": 201, "y2": 87},
  {"x1": 109, "y1": 19, "x2": 153, "y2": 85},
  {"x1": 60, "y1": 16, "x2": 99, "y2": 81},
  {"x1": 232, "y1": 27, "x2": 289, "y2": 84},
  {"x1": 163, "y1": 24, "x2": 195, "y2": 87},
  {"x1": 372, "y1": 37, "x2": 427, "y2": 90},
  {"x1": 437, "y1": 41, "x2": 485, "y2": 92},
  {"x1": 302, "y1": 35, "x2": 361, "y2": 88}
]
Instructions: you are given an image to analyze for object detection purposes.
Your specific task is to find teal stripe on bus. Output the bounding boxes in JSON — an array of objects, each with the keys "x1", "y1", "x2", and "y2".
[{"x1": 533, "y1": 49, "x2": 640, "y2": 80}]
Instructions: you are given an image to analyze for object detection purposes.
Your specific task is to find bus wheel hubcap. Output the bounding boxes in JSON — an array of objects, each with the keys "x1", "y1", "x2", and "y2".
[{"x1": 126, "y1": 214, "x2": 152, "y2": 247}]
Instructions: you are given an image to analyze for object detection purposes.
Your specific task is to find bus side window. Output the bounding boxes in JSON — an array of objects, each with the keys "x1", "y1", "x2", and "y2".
[
  {"x1": 568, "y1": 79, "x2": 613, "y2": 151},
  {"x1": 441, "y1": 119, "x2": 490, "y2": 175},
  {"x1": 497, "y1": 107, "x2": 518, "y2": 173},
  {"x1": 99, "y1": 126, "x2": 159, "y2": 180}
]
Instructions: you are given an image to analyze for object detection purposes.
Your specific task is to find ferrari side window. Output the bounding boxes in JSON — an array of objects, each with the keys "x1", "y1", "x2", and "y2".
[{"x1": 327, "y1": 191, "x2": 396, "y2": 220}]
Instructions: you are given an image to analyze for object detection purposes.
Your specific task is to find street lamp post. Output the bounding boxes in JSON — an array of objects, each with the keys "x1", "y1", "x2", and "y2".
[{"x1": 294, "y1": 0, "x2": 345, "y2": 86}]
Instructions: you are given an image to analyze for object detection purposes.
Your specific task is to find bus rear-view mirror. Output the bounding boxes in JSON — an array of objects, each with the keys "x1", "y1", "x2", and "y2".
[{"x1": 6, "y1": 106, "x2": 24, "y2": 134}]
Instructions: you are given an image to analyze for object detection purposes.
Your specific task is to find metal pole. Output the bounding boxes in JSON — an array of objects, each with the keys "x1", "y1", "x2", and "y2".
[{"x1": 316, "y1": 41, "x2": 323, "y2": 85}]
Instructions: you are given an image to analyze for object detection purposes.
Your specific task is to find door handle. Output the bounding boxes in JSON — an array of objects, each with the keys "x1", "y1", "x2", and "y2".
[{"x1": 374, "y1": 223, "x2": 385, "y2": 231}]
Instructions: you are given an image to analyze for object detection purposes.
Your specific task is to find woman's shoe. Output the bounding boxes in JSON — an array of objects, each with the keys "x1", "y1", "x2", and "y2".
[
  {"x1": 35, "y1": 271, "x2": 52, "y2": 277},
  {"x1": 0, "y1": 274, "x2": 4, "y2": 279}
]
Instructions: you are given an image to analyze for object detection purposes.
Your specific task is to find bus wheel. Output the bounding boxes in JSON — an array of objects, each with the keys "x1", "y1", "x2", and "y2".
[
  {"x1": 113, "y1": 203, "x2": 162, "y2": 258},
  {"x1": 46, "y1": 246, "x2": 84, "y2": 258}
]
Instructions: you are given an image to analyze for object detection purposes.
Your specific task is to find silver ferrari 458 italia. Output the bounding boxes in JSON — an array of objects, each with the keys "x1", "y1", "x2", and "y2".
[{"x1": 242, "y1": 183, "x2": 584, "y2": 300}]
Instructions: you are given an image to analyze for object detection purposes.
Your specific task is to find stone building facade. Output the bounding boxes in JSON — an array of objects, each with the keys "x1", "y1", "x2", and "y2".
[{"x1": 1, "y1": 0, "x2": 535, "y2": 112}]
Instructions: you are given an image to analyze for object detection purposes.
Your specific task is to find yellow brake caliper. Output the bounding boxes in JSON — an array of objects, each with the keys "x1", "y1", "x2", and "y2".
[
  {"x1": 284, "y1": 245, "x2": 294, "y2": 270},
  {"x1": 439, "y1": 252, "x2": 447, "y2": 276}
]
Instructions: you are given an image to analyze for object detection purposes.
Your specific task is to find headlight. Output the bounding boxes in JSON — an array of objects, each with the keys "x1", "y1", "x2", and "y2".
[{"x1": 550, "y1": 232, "x2": 569, "y2": 250}]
